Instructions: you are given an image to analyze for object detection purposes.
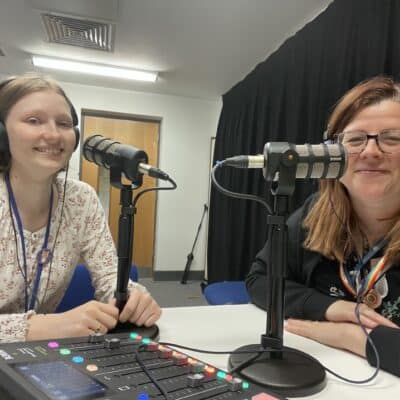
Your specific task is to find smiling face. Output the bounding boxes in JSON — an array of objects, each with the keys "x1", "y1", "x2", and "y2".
[
  {"x1": 339, "y1": 100, "x2": 400, "y2": 209},
  {"x1": 5, "y1": 89, "x2": 76, "y2": 180}
]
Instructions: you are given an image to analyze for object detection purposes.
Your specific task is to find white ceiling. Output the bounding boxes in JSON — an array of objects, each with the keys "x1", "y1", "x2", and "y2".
[{"x1": 0, "y1": 0, "x2": 332, "y2": 99}]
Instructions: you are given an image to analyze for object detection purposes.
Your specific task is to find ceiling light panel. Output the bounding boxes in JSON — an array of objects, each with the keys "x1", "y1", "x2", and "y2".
[{"x1": 32, "y1": 56, "x2": 158, "y2": 82}]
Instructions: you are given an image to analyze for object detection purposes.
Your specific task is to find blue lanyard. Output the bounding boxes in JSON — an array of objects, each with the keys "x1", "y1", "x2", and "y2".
[{"x1": 5, "y1": 174, "x2": 53, "y2": 312}]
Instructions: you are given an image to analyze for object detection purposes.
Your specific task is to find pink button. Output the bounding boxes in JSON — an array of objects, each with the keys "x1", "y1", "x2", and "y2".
[
  {"x1": 47, "y1": 341, "x2": 59, "y2": 349},
  {"x1": 252, "y1": 393, "x2": 279, "y2": 400}
]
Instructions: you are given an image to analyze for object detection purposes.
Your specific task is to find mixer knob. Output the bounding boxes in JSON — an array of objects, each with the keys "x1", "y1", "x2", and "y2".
[
  {"x1": 105, "y1": 337, "x2": 121, "y2": 349},
  {"x1": 228, "y1": 377, "x2": 244, "y2": 391},
  {"x1": 88, "y1": 332, "x2": 105, "y2": 344},
  {"x1": 187, "y1": 373, "x2": 205, "y2": 387}
]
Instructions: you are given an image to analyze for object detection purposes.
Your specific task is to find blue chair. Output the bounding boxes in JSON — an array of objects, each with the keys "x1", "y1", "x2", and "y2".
[
  {"x1": 56, "y1": 264, "x2": 138, "y2": 312},
  {"x1": 203, "y1": 281, "x2": 250, "y2": 305}
]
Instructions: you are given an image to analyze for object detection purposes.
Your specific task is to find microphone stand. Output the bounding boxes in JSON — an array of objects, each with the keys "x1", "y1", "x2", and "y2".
[
  {"x1": 108, "y1": 165, "x2": 158, "y2": 339},
  {"x1": 181, "y1": 204, "x2": 208, "y2": 284},
  {"x1": 228, "y1": 144, "x2": 325, "y2": 397}
]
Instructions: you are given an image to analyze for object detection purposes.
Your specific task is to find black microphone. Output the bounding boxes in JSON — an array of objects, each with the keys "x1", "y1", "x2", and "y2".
[
  {"x1": 83, "y1": 135, "x2": 170, "y2": 181},
  {"x1": 222, "y1": 142, "x2": 347, "y2": 180}
]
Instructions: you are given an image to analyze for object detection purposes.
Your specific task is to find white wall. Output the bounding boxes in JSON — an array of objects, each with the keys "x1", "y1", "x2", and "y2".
[{"x1": 61, "y1": 81, "x2": 221, "y2": 274}]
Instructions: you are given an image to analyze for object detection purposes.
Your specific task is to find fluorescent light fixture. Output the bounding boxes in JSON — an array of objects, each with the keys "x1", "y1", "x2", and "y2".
[{"x1": 32, "y1": 56, "x2": 158, "y2": 82}]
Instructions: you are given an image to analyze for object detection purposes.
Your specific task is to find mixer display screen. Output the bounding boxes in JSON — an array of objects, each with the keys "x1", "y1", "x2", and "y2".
[{"x1": 15, "y1": 361, "x2": 106, "y2": 400}]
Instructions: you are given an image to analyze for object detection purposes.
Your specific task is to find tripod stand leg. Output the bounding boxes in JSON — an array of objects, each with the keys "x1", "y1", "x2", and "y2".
[{"x1": 181, "y1": 254, "x2": 193, "y2": 284}]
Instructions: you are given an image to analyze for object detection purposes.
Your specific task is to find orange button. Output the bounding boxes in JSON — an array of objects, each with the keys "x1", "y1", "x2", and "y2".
[{"x1": 86, "y1": 364, "x2": 99, "y2": 372}]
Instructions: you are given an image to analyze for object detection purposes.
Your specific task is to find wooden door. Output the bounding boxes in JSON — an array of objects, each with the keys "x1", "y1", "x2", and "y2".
[{"x1": 81, "y1": 114, "x2": 160, "y2": 271}]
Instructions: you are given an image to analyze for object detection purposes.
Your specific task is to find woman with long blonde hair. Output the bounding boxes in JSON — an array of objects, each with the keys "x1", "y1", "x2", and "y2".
[{"x1": 0, "y1": 73, "x2": 161, "y2": 342}]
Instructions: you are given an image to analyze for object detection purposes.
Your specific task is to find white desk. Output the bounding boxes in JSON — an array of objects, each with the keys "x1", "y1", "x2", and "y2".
[{"x1": 157, "y1": 304, "x2": 398, "y2": 400}]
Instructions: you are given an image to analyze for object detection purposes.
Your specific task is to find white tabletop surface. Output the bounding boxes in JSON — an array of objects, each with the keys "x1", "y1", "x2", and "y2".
[{"x1": 157, "y1": 304, "x2": 398, "y2": 400}]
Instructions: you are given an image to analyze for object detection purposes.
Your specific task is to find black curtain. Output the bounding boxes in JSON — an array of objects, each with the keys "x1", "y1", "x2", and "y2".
[{"x1": 207, "y1": 0, "x2": 400, "y2": 283}]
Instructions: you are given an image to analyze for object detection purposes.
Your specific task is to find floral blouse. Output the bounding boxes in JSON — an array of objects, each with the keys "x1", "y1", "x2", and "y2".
[{"x1": 0, "y1": 173, "x2": 146, "y2": 342}]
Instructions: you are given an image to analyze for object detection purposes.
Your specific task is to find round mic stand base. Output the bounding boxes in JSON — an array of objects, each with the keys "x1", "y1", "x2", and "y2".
[
  {"x1": 229, "y1": 344, "x2": 326, "y2": 398},
  {"x1": 109, "y1": 322, "x2": 159, "y2": 341}
]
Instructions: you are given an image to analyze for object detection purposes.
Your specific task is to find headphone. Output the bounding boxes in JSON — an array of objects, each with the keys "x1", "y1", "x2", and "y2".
[
  {"x1": 0, "y1": 78, "x2": 80, "y2": 153},
  {"x1": 323, "y1": 129, "x2": 335, "y2": 144}
]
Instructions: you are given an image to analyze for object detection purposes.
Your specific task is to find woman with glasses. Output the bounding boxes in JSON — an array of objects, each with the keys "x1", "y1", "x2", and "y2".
[{"x1": 246, "y1": 76, "x2": 400, "y2": 376}]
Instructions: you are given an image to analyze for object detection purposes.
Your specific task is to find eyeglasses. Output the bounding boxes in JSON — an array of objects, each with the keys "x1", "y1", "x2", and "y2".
[{"x1": 334, "y1": 129, "x2": 400, "y2": 154}]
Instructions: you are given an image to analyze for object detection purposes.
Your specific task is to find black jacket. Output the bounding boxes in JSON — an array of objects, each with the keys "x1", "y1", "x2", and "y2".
[{"x1": 246, "y1": 196, "x2": 400, "y2": 376}]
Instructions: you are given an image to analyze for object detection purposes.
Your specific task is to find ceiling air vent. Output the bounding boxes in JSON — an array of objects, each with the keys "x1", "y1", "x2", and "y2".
[{"x1": 41, "y1": 13, "x2": 114, "y2": 52}]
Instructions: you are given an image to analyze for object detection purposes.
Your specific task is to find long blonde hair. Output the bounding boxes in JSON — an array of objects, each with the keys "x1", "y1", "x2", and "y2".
[{"x1": 304, "y1": 76, "x2": 400, "y2": 264}]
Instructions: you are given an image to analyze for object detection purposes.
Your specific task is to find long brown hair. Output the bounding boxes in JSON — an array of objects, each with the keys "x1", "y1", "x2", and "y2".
[
  {"x1": 0, "y1": 72, "x2": 77, "y2": 172},
  {"x1": 304, "y1": 76, "x2": 400, "y2": 264}
]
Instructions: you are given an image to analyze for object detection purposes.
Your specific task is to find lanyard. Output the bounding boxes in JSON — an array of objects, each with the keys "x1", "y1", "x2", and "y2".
[
  {"x1": 5, "y1": 174, "x2": 53, "y2": 312},
  {"x1": 339, "y1": 237, "x2": 388, "y2": 299}
]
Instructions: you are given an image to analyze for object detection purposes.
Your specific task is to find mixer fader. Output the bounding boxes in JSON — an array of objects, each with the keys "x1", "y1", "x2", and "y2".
[{"x1": 0, "y1": 331, "x2": 286, "y2": 400}]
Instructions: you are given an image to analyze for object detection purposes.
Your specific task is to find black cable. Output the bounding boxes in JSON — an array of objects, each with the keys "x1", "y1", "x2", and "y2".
[
  {"x1": 133, "y1": 176, "x2": 177, "y2": 209},
  {"x1": 159, "y1": 341, "x2": 264, "y2": 355},
  {"x1": 135, "y1": 344, "x2": 169, "y2": 400},
  {"x1": 224, "y1": 352, "x2": 263, "y2": 375},
  {"x1": 211, "y1": 162, "x2": 272, "y2": 214},
  {"x1": 159, "y1": 339, "x2": 380, "y2": 384},
  {"x1": 317, "y1": 301, "x2": 380, "y2": 385}
]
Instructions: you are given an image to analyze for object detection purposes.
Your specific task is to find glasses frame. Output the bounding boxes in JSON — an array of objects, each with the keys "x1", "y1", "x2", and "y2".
[{"x1": 333, "y1": 129, "x2": 400, "y2": 154}]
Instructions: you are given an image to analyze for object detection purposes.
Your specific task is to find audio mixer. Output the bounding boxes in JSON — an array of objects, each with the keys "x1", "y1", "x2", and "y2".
[{"x1": 0, "y1": 329, "x2": 286, "y2": 400}]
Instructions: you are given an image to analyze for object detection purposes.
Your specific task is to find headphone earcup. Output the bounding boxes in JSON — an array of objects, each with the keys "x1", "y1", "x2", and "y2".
[
  {"x1": 0, "y1": 121, "x2": 9, "y2": 152},
  {"x1": 73, "y1": 126, "x2": 80, "y2": 151}
]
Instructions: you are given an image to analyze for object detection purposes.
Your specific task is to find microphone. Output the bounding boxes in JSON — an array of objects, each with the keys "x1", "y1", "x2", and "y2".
[
  {"x1": 83, "y1": 135, "x2": 170, "y2": 181},
  {"x1": 222, "y1": 142, "x2": 347, "y2": 180}
]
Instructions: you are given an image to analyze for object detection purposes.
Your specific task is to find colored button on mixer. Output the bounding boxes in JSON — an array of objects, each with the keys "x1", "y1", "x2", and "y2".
[
  {"x1": 159, "y1": 347, "x2": 173, "y2": 358},
  {"x1": 47, "y1": 341, "x2": 59, "y2": 349},
  {"x1": 203, "y1": 366, "x2": 216, "y2": 377},
  {"x1": 72, "y1": 356, "x2": 84, "y2": 363},
  {"x1": 137, "y1": 392, "x2": 149, "y2": 400},
  {"x1": 190, "y1": 361, "x2": 206, "y2": 373},
  {"x1": 172, "y1": 352, "x2": 188, "y2": 365},
  {"x1": 59, "y1": 349, "x2": 71, "y2": 356},
  {"x1": 86, "y1": 364, "x2": 99, "y2": 372},
  {"x1": 251, "y1": 393, "x2": 279, "y2": 400},
  {"x1": 130, "y1": 333, "x2": 142, "y2": 341},
  {"x1": 144, "y1": 340, "x2": 159, "y2": 352},
  {"x1": 216, "y1": 370, "x2": 227, "y2": 380}
]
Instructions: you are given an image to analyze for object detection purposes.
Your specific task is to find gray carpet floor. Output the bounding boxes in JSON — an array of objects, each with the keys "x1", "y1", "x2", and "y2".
[{"x1": 140, "y1": 278, "x2": 209, "y2": 308}]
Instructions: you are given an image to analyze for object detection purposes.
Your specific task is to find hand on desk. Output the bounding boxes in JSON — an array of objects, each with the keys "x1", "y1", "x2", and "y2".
[
  {"x1": 26, "y1": 300, "x2": 119, "y2": 340},
  {"x1": 285, "y1": 319, "x2": 368, "y2": 357},
  {"x1": 325, "y1": 300, "x2": 398, "y2": 329},
  {"x1": 26, "y1": 290, "x2": 161, "y2": 340}
]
